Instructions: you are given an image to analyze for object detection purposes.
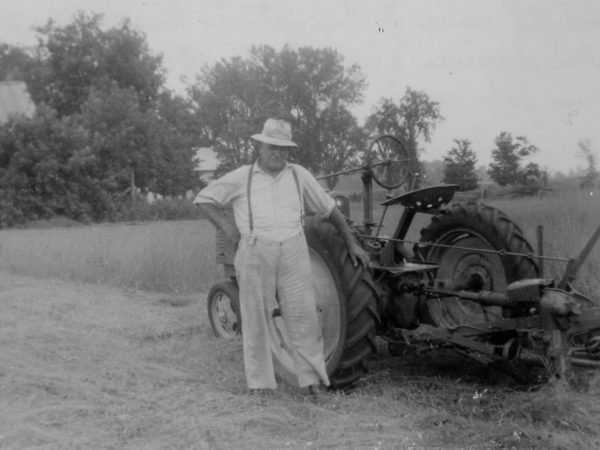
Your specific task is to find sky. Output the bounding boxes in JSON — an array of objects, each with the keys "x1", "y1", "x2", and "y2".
[{"x1": 1, "y1": 0, "x2": 600, "y2": 174}]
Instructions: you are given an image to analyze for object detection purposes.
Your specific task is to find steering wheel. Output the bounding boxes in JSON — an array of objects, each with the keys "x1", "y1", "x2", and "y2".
[{"x1": 367, "y1": 135, "x2": 413, "y2": 190}]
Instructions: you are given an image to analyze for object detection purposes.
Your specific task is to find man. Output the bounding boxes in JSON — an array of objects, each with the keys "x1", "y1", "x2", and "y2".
[{"x1": 195, "y1": 118, "x2": 369, "y2": 397}]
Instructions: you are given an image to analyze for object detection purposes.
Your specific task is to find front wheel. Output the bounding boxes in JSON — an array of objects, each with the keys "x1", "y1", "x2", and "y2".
[{"x1": 207, "y1": 280, "x2": 241, "y2": 339}]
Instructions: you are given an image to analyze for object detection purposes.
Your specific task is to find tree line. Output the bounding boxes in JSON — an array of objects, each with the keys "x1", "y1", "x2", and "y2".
[
  {"x1": 441, "y1": 133, "x2": 545, "y2": 192},
  {"x1": 0, "y1": 11, "x2": 562, "y2": 227}
]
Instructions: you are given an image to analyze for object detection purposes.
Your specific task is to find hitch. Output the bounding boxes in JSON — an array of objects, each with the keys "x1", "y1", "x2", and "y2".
[{"x1": 558, "y1": 224, "x2": 600, "y2": 289}]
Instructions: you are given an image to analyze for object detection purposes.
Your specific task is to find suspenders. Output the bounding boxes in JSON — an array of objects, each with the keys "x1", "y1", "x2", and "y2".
[
  {"x1": 246, "y1": 165, "x2": 255, "y2": 233},
  {"x1": 246, "y1": 163, "x2": 304, "y2": 234},
  {"x1": 291, "y1": 168, "x2": 305, "y2": 227}
]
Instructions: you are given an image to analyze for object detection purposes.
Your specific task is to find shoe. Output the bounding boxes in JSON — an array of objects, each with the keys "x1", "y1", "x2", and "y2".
[{"x1": 248, "y1": 388, "x2": 271, "y2": 405}]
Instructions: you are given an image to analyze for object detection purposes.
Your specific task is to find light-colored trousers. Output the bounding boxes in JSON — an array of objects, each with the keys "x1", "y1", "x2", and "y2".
[{"x1": 234, "y1": 231, "x2": 330, "y2": 389}]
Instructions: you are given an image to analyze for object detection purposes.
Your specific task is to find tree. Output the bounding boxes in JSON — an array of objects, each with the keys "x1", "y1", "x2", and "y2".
[
  {"x1": 487, "y1": 132, "x2": 539, "y2": 186},
  {"x1": 29, "y1": 12, "x2": 165, "y2": 116},
  {"x1": 0, "y1": 44, "x2": 36, "y2": 81},
  {"x1": 578, "y1": 139, "x2": 596, "y2": 173},
  {"x1": 259, "y1": 46, "x2": 366, "y2": 175},
  {"x1": 520, "y1": 162, "x2": 546, "y2": 190},
  {"x1": 364, "y1": 88, "x2": 444, "y2": 187},
  {"x1": 188, "y1": 55, "x2": 261, "y2": 173},
  {"x1": 315, "y1": 107, "x2": 367, "y2": 190},
  {"x1": 78, "y1": 82, "x2": 199, "y2": 201},
  {"x1": 78, "y1": 82, "x2": 152, "y2": 201},
  {"x1": 442, "y1": 139, "x2": 479, "y2": 191},
  {"x1": 0, "y1": 86, "x2": 200, "y2": 225},
  {"x1": 577, "y1": 138, "x2": 599, "y2": 189},
  {"x1": 188, "y1": 45, "x2": 366, "y2": 178},
  {"x1": 0, "y1": 13, "x2": 200, "y2": 224},
  {"x1": 151, "y1": 91, "x2": 203, "y2": 196},
  {"x1": 0, "y1": 104, "x2": 102, "y2": 224}
]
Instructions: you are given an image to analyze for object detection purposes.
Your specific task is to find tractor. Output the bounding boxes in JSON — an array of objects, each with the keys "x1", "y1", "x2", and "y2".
[{"x1": 207, "y1": 135, "x2": 600, "y2": 388}]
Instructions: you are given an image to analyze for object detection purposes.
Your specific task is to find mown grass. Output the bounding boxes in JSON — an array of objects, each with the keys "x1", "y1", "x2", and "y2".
[{"x1": 2, "y1": 272, "x2": 599, "y2": 449}]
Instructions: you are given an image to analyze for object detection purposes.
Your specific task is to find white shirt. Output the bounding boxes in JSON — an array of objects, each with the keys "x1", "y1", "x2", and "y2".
[{"x1": 194, "y1": 161, "x2": 335, "y2": 242}]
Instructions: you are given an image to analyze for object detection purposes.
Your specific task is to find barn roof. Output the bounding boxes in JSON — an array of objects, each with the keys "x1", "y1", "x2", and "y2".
[{"x1": 0, "y1": 81, "x2": 35, "y2": 123}]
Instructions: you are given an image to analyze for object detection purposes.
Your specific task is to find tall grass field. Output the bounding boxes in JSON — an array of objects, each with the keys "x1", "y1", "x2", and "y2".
[
  {"x1": 488, "y1": 190, "x2": 600, "y2": 294},
  {"x1": 1, "y1": 188, "x2": 597, "y2": 296},
  {"x1": 0, "y1": 220, "x2": 222, "y2": 294}
]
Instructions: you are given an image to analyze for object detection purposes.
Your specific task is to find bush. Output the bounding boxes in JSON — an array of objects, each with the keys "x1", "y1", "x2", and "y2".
[
  {"x1": 146, "y1": 198, "x2": 203, "y2": 221},
  {"x1": 0, "y1": 195, "x2": 203, "y2": 229}
]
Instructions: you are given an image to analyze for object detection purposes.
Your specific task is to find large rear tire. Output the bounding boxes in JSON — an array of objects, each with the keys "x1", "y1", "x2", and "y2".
[
  {"x1": 269, "y1": 215, "x2": 384, "y2": 388},
  {"x1": 416, "y1": 201, "x2": 539, "y2": 327}
]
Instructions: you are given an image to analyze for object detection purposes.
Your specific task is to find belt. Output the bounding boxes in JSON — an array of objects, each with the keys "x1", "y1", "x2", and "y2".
[{"x1": 240, "y1": 230, "x2": 304, "y2": 246}]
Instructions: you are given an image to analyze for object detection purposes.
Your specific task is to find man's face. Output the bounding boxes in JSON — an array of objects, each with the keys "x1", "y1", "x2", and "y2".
[{"x1": 258, "y1": 142, "x2": 290, "y2": 174}]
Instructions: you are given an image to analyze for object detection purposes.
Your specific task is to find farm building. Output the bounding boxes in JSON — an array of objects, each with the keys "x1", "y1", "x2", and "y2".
[
  {"x1": 194, "y1": 147, "x2": 220, "y2": 181},
  {"x1": 0, "y1": 80, "x2": 35, "y2": 123}
]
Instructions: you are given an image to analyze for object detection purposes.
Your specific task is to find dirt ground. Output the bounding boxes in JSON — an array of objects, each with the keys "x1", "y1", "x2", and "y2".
[{"x1": 1, "y1": 272, "x2": 598, "y2": 449}]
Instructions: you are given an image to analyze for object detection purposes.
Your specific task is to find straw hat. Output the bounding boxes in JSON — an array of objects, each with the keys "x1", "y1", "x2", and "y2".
[{"x1": 251, "y1": 118, "x2": 298, "y2": 147}]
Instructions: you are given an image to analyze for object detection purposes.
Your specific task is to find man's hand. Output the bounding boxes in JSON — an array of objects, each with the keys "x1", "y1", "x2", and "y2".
[
  {"x1": 328, "y1": 207, "x2": 370, "y2": 268},
  {"x1": 197, "y1": 202, "x2": 240, "y2": 242},
  {"x1": 221, "y1": 220, "x2": 241, "y2": 243},
  {"x1": 348, "y1": 240, "x2": 370, "y2": 268}
]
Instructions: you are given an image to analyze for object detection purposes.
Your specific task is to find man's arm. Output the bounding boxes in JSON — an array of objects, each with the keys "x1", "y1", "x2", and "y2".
[
  {"x1": 295, "y1": 164, "x2": 369, "y2": 268},
  {"x1": 327, "y1": 207, "x2": 370, "y2": 268},
  {"x1": 197, "y1": 203, "x2": 240, "y2": 243}
]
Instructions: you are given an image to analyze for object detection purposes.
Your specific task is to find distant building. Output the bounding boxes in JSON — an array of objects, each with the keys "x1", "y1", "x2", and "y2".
[
  {"x1": 194, "y1": 147, "x2": 220, "y2": 181},
  {"x1": 0, "y1": 81, "x2": 35, "y2": 123}
]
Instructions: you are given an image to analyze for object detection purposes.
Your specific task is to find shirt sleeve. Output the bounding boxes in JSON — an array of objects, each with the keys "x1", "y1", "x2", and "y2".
[
  {"x1": 193, "y1": 166, "x2": 247, "y2": 206},
  {"x1": 294, "y1": 165, "x2": 336, "y2": 217}
]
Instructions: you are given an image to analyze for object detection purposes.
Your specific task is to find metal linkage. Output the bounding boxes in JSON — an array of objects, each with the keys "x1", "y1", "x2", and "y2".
[
  {"x1": 355, "y1": 233, "x2": 573, "y2": 263},
  {"x1": 558, "y1": 224, "x2": 600, "y2": 289},
  {"x1": 315, "y1": 159, "x2": 411, "y2": 181}
]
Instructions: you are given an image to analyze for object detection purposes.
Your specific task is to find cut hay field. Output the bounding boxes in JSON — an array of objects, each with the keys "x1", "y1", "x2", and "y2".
[{"x1": 1, "y1": 189, "x2": 600, "y2": 449}]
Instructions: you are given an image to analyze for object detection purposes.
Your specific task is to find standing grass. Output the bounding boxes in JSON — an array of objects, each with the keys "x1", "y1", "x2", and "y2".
[
  {"x1": 0, "y1": 188, "x2": 599, "y2": 297},
  {"x1": 0, "y1": 220, "x2": 223, "y2": 294},
  {"x1": 487, "y1": 190, "x2": 600, "y2": 294}
]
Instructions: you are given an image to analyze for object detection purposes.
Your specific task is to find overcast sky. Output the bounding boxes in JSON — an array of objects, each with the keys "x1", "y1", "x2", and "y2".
[{"x1": 1, "y1": 0, "x2": 599, "y2": 174}]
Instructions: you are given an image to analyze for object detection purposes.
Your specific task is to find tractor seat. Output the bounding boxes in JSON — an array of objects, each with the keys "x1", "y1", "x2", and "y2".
[{"x1": 381, "y1": 184, "x2": 459, "y2": 212}]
